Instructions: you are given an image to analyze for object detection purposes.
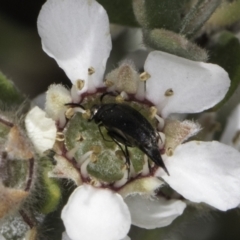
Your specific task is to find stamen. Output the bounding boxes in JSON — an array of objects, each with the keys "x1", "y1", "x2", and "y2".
[
  {"x1": 78, "y1": 151, "x2": 92, "y2": 165},
  {"x1": 166, "y1": 147, "x2": 174, "y2": 156},
  {"x1": 149, "y1": 106, "x2": 157, "y2": 119},
  {"x1": 91, "y1": 145, "x2": 101, "y2": 154},
  {"x1": 120, "y1": 91, "x2": 128, "y2": 100},
  {"x1": 104, "y1": 79, "x2": 114, "y2": 87},
  {"x1": 165, "y1": 88, "x2": 174, "y2": 96},
  {"x1": 65, "y1": 107, "x2": 75, "y2": 119},
  {"x1": 90, "y1": 178, "x2": 101, "y2": 187},
  {"x1": 154, "y1": 114, "x2": 165, "y2": 130},
  {"x1": 158, "y1": 132, "x2": 166, "y2": 149},
  {"x1": 80, "y1": 157, "x2": 91, "y2": 178},
  {"x1": 82, "y1": 109, "x2": 91, "y2": 120},
  {"x1": 232, "y1": 130, "x2": 240, "y2": 145},
  {"x1": 115, "y1": 95, "x2": 125, "y2": 103},
  {"x1": 75, "y1": 133, "x2": 83, "y2": 141},
  {"x1": 66, "y1": 143, "x2": 81, "y2": 159},
  {"x1": 90, "y1": 153, "x2": 98, "y2": 163},
  {"x1": 72, "y1": 107, "x2": 86, "y2": 114},
  {"x1": 71, "y1": 85, "x2": 81, "y2": 103},
  {"x1": 141, "y1": 155, "x2": 150, "y2": 176},
  {"x1": 113, "y1": 166, "x2": 128, "y2": 188},
  {"x1": 139, "y1": 71, "x2": 151, "y2": 81},
  {"x1": 56, "y1": 132, "x2": 65, "y2": 142},
  {"x1": 58, "y1": 110, "x2": 67, "y2": 128},
  {"x1": 76, "y1": 79, "x2": 85, "y2": 90},
  {"x1": 88, "y1": 67, "x2": 95, "y2": 75}
]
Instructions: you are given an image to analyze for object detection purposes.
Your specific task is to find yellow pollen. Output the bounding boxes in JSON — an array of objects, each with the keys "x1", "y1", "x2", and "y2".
[
  {"x1": 88, "y1": 67, "x2": 95, "y2": 75},
  {"x1": 115, "y1": 95, "x2": 125, "y2": 103},
  {"x1": 140, "y1": 72, "x2": 151, "y2": 81},
  {"x1": 90, "y1": 179, "x2": 98, "y2": 186},
  {"x1": 232, "y1": 130, "x2": 240, "y2": 144},
  {"x1": 91, "y1": 145, "x2": 101, "y2": 154},
  {"x1": 65, "y1": 107, "x2": 75, "y2": 119},
  {"x1": 122, "y1": 164, "x2": 128, "y2": 171},
  {"x1": 149, "y1": 106, "x2": 158, "y2": 119},
  {"x1": 82, "y1": 109, "x2": 91, "y2": 120},
  {"x1": 56, "y1": 132, "x2": 65, "y2": 142},
  {"x1": 165, "y1": 88, "x2": 174, "y2": 96},
  {"x1": 90, "y1": 153, "x2": 98, "y2": 163},
  {"x1": 75, "y1": 133, "x2": 84, "y2": 141},
  {"x1": 76, "y1": 79, "x2": 85, "y2": 90},
  {"x1": 104, "y1": 79, "x2": 114, "y2": 87},
  {"x1": 166, "y1": 147, "x2": 174, "y2": 156}
]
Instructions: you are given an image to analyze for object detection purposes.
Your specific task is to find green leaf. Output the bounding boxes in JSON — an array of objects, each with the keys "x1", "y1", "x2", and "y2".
[
  {"x1": 133, "y1": 0, "x2": 189, "y2": 32},
  {"x1": 0, "y1": 71, "x2": 25, "y2": 106},
  {"x1": 207, "y1": 0, "x2": 240, "y2": 29},
  {"x1": 143, "y1": 28, "x2": 208, "y2": 61},
  {"x1": 180, "y1": 0, "x2": 222, "y2": 38},
  {"x1": 97, "y1": 0, "x2": 138, "y2": 27},
  {"x1": 39, "y1": 157, "x2": 61, "y2": 214},
  {"x1": 210, "y1": 31, "x2": 240, "y2": 110}
]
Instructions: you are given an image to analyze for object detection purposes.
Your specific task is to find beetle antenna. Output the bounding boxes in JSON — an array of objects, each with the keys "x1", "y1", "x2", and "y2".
[{"x1": 64, "y1": 103, "x2": 85, "y2": 110}]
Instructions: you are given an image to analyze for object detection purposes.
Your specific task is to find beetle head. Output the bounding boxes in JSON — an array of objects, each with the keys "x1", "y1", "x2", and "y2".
[{"x1": 89, "y1": 104, "x2": 101, "y2": 121}]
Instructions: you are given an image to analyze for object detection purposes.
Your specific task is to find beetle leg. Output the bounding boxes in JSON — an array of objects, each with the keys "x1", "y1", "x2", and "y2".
[
  {"x1": 107, "y1": 131, "x2": 131, "y2": 178},
  {"x1": 98, "y1": 124, "x2": 113, "y2": 142},
  {"x1": 64, "y1": 102, "x2": 85, "y2": 110},
  {"x1": 147, "y1": 157, "x2": 152, "y2": 174}
]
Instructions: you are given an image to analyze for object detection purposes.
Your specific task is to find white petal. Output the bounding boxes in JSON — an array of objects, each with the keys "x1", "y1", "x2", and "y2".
[
  {"x1": 221, "y1": 104, "x2": 240, "y2": 150},
  {"x1": 37, "y1": 0, "x2": 112, "y2": 93},
  {"x1": 144, "y1": 51, "x2": 230, "y2": 117},
  {"x1": 158, "y1": 141, "x2": 240, "y2": 211},
  {"x1": 61, "y1": 184, "x2": 131, "y2": 240},
  {"x1": 32, "y1": 92, "x2": 46, "y2": 109},
  {"x1": 0, "y1": 234, "x2": 6, "y2": 240},
  {"x1": 118, "y1": 177, "x2": 164, "y2": 198},
  {"x1": 62, "y1": 232, "x2": 71, "y2": 240},
  {"x1": 120, "y1": 236, "x2": 131, "y2": 240},
  {"x1": 125, "y1": 194, "x2": 186, "y2": 229},
  {"x1": 25, "y1": 106, "x2": 57, "y2": 154}
]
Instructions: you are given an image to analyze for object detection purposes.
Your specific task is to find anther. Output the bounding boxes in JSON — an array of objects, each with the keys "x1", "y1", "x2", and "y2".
[
  {"x1": 75, "y1": 133, "x2": 84, "y2": 142},
  {"x1": 232, "y1": 130, "x2": 240, "y2": 145},
  {"x1": 91, "y1": 145, "x2": 101, "y2": 154},
  {"x1": 149, "y1": 106, "x2": 157, "y2": 119},
  {"x1": 88, "y1": 67, "x2": 95, "y2": 75},
  {"x1": 82, "y1": 109, "x2": 91, "y2": 120},
  {"x1": 115, "y1": 95, "x2": 125, "y2": 103},
  {"x1": 139, "y1": 72, "x2": 151, "y2": 81},
  {"x1": 90, "y1": 153, "x2": 98, "y2": 163},
  {"x1": 76, "y1": 79, "x2": 85, "y2": 90},
  {"x1": 104, "y1": 79, "x2": 114, "y2": 87},
  {"x1": 166, "y1": 147, "x2": 174, "y2": 156},
  {"x1": 165, "y1": 88, "x2": 174, "y2": 96},
  {"x1": 56, "y1": 132, "x2": 65, "y2": 142},
  {"x1": 65, "y1": 107, "x2": 75, "y2": 119}
]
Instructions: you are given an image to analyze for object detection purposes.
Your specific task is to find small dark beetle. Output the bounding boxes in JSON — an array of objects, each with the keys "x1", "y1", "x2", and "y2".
[{"x1": 89, "y1": 103, "x2": 170, "y2": 175}]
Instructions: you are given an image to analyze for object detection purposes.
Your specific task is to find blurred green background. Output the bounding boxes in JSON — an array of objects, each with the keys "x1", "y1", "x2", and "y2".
[{"x1": 1, "y1": 1, "x2": 240, "y2": 239}]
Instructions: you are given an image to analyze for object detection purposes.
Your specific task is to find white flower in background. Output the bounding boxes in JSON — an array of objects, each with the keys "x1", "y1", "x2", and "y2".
[
  {"x1": 0, "y1": 234, "x2": 6, "y2": 240},
  {"x1": 221, "y1": 104, "x2": 240, "y2": 151},
  {"x1": 29, "y1": 0, "x2": 240, "y2": 239}
]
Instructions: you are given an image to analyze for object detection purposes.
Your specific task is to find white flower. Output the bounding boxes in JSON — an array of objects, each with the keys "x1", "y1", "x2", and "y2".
[
  {"x1": 36, "y1": 0, "x2": 240, "y2": 239},
  {"x1": 0, "y1": 234, "x2": 6, "y2": 240},
  {"x1": 61, "y1": 184, "x2": 131, "y2": 240},
  {"x1": 25, "y1": 106, "x2": 57, "y2": 154},
  {"x1": 221, "y1": 104, "x2": 240, "y2": 151}
]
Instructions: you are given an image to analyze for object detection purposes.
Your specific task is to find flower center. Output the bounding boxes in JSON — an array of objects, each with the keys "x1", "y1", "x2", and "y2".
[{"x1": 53, "y1": 90, "x2": 166, "y2": 188}]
